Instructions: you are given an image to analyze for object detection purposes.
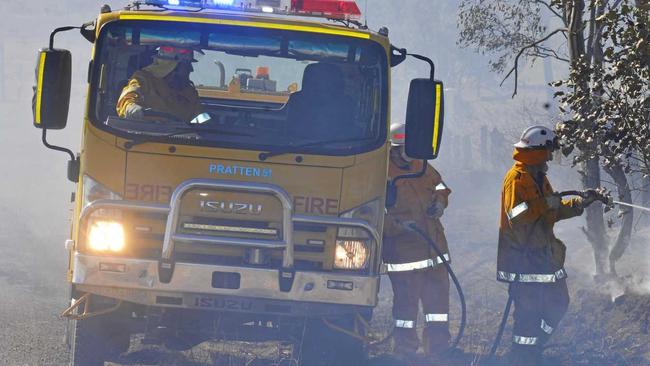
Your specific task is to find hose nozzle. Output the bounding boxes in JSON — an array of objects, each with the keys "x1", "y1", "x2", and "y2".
[
  {"x1": 558, "y1": 188, "x2": 614, "y2": 211},
  {"x1": 590, "y1": 188, "x2": 615, "y2": 212}
]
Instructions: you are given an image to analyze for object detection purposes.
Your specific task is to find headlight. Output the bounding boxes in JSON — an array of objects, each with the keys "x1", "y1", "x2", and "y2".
[
  {"x1": 87, "y1": 221, "x2": 125, "y2": 252},
  {"x1": 334, "y1": 199, "x2": 381, "y2": 270},
  {"x1": 334, "y1": 240, "x2": 369, "y2": 270}
]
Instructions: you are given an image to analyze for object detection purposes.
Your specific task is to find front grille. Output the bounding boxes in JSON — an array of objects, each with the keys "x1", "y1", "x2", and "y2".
[{"x1": 119, "y1": 203, "x2": 335, "y2": 271}]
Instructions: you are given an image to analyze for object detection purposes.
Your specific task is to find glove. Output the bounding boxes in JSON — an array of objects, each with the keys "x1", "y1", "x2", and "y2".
[
  {"x1": 125, "y1": 103, "x2": 144, "y2": 120},
  {"x1": 580, "y1": 188, "x2": 607, "y2": 208},
  {"x1": 426, "y1": 200, "x2": 446, "y2": 219},
  {"x1": 545, "y1": 194, "x2": 561, "y2": 210}
]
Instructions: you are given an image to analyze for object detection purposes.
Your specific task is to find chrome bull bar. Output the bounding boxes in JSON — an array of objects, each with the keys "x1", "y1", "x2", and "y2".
[{"x1": 79, "y1": 179, "x2": 380, "y2": 293}]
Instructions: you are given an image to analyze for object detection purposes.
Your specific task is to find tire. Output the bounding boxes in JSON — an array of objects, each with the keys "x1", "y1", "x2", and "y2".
[
  {"x1": 68, "y1": 297, "x2": 131, "y2": 366},
  {"x1": 300, "y1": 317, "x2": 367, "y2": 366},
  {"x1": 69, "y1": 317, "x2": 109, "y2": 366}
]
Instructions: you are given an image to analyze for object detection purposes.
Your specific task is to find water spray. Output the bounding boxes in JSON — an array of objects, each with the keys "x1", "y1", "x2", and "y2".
[{"x1": 611, "y1": 201, "x2": 650, "y2": 213}]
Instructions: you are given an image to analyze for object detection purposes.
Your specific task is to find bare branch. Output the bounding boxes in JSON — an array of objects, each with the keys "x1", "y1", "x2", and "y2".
[
  {"x1": 529, "y1": 50, "x2": 571, "y2": 63},
  {"x1": 535, "y1": 45, "x2": 571, "y2": 62},
  {"x1": 533, "y1": 0, "x2": 567, "y2": 25},
  {"x1": 500, "y1": 28, "x2": 568, "y2": 98}
]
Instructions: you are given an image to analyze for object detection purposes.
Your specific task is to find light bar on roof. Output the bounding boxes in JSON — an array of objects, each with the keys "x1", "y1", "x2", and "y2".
[
  {"x1": 145, "y1": 0, "x2": 202, "y2": 6},
  {"x1": 144, "y1": 0, "x2": 232, "y2": 7},
  {"x1": 210, "y1": 0, "x2": 235, "y2": 5},
  {"x1": 257, "y1": 0, "x2": 282, "y2": 6},
  {"x1": 140, "y1": 0, "x2": 362, "y2": 21}
]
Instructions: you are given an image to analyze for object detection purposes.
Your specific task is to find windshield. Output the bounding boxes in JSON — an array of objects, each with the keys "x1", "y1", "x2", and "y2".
[{"x1": 90, "y1": 20, "x2": 388, "y2": 155}]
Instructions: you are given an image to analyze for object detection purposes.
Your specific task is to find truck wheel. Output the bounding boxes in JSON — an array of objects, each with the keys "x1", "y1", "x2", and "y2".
[
  {"x1": 69, "y1": 316, "x2": 109, "y2": 366},
  {"x1": 68, "y1": 299, "x2": 131, "y2": 366},
  {"x1": 300, "y1": 318, "x2": 366, "y2": 366}
]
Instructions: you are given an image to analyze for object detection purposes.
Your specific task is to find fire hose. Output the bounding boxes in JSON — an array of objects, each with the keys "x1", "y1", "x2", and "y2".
[
  {"x1": 406, "y1": 222, "x2": 467, "y2": 352},
  {"x1": 487, "y1": 189, "x2": 617, "y2": 359}
]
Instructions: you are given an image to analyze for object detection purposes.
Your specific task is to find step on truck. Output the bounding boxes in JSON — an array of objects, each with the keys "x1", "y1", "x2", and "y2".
[{"x1": 32, "y1": 1, "x2": 445, "y2": 364}]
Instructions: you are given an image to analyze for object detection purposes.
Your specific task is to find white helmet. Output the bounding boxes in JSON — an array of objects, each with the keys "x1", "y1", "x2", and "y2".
[
  {"x1": 390, "y1": 123, "x2": 406, "y2": 146},
  {"x1": 514, "y1": 125, "x2": 558, "y2": 149}
]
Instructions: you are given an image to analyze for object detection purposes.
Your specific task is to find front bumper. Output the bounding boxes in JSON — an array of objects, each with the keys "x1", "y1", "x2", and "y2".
[
  {"x1": 74, "y1": 179, "x2": 381, "y2": 317},
  {"x1": 73, "y1": 253, "x2": 379, "y2": 316}
]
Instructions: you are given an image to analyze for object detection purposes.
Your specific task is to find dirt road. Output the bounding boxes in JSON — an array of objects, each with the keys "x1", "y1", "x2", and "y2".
[{"x1": 0, "y1": 205, "x2": 69, "y2": 365}]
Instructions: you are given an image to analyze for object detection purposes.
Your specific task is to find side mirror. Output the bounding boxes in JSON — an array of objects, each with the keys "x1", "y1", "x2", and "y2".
[
  {"x1": 404, "y1": 79, "x2": 444, "y2": 160},
  {"x1": 32, "y1": 48, "x2": 72, "y2": 130}
]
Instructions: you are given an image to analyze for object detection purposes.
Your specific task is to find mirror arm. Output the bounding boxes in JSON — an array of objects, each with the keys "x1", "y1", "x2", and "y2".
[
  {"x1": 391, "y1": 159, "x2": 428, "y2": 186},
  {"x1": 49, "y1": 26, "x2": 82, "y2": 49},
  {"x1": 390, "y1": 45, "x2": 407, "y2": 67},
  {"x1": 391, "y1": 160, "x2": 429, "y2": 185},
  {"x1": 407, "y1": 53, "x2": 435, "y2": 81},
  {"x1": 42, "y1": 129, "x2": 75, "y2": 162},
  {"x1": 42, "y1": 129, "x2": 79, "y2": 183},
  {"x1": 386, "y1": 160, "x2": 428, "y2": 208},
  {"x1": 80, "y1": 21, "x2": 96, "y2": 43}
]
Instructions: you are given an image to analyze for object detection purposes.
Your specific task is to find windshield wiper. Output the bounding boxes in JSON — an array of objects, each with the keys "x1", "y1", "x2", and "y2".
[
  {"x1": 124, "y1": 128, "x2": 252, "y2": 149},
  {"x1": 258, "y1": 137, "x2": 375, "y2": 161}
]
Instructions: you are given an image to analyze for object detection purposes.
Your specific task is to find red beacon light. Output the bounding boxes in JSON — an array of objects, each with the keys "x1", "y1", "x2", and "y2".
[{"x1": 291, "y1": 0, "x2": 361, "y2": 20}]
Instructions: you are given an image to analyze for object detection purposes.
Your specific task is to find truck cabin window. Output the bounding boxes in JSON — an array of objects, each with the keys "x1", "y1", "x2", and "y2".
[{"x1": 91, "y1": 21, "x2": 387, "y2": 155}]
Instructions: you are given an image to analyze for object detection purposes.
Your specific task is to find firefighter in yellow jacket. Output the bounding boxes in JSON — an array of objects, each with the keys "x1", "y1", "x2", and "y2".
[
  {"x1": 499, "y1": 126, "x2": 599, "y2": 364},
  {"x1": 116, "y1": 45, "x2": 202, "y2": 122},
  {"x1": 383, "y1": 123, "x2": 452, "y2": 356}
]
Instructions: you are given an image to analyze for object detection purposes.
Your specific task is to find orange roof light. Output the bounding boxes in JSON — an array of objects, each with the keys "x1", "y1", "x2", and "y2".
[{"x1": 256, "y1": 66, "x2": 270, "y2": 78}]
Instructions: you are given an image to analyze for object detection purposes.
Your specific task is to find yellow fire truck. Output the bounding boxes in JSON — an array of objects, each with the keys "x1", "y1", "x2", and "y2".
[{"x1": 32, "y1": 1, "x2": 444, "y2": 364}]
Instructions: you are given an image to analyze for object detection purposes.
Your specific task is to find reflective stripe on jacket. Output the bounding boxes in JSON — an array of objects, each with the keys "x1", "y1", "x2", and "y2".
[
  {"x1": 116, "y1": 70, "x2": 202, "y2": 122},
  {"x1": 383, "y1": 160, "x2": 451, "y2": 266},
  {"x1": 497, "y1": 162, "x2": 583, "y2": 282}
]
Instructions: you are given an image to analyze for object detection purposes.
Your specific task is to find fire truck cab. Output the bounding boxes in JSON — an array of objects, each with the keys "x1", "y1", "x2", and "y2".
[{"x1": 32, "y1": 1, "x2": 445, "y2": 365}]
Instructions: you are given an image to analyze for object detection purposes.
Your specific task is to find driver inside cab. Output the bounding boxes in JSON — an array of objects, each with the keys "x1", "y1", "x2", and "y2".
[{"x1": 116, "y1": 46, "x2": 202, "y2": 122}]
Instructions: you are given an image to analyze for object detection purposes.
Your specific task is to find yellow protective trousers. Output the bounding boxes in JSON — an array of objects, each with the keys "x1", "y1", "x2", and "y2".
[{"x1": 388, "y1": 265, "x2": 451, "y2": 355}]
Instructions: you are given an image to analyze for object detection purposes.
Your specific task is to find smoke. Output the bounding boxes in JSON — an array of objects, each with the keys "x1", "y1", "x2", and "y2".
[{"x1": 619, "y1": 226, "x2": 650, "y2": 296}]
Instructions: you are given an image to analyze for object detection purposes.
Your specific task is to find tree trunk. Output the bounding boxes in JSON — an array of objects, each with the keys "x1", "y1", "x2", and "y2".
[
  {"x1": 570, "y1": 0, "x2": 610, "y2": 278},
  {"x1": 604, "y1": 164, "x2": 634, "y2": 276},
  {"x1": 580, "y1": 157, "x2": 609, "y2": 276}
]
